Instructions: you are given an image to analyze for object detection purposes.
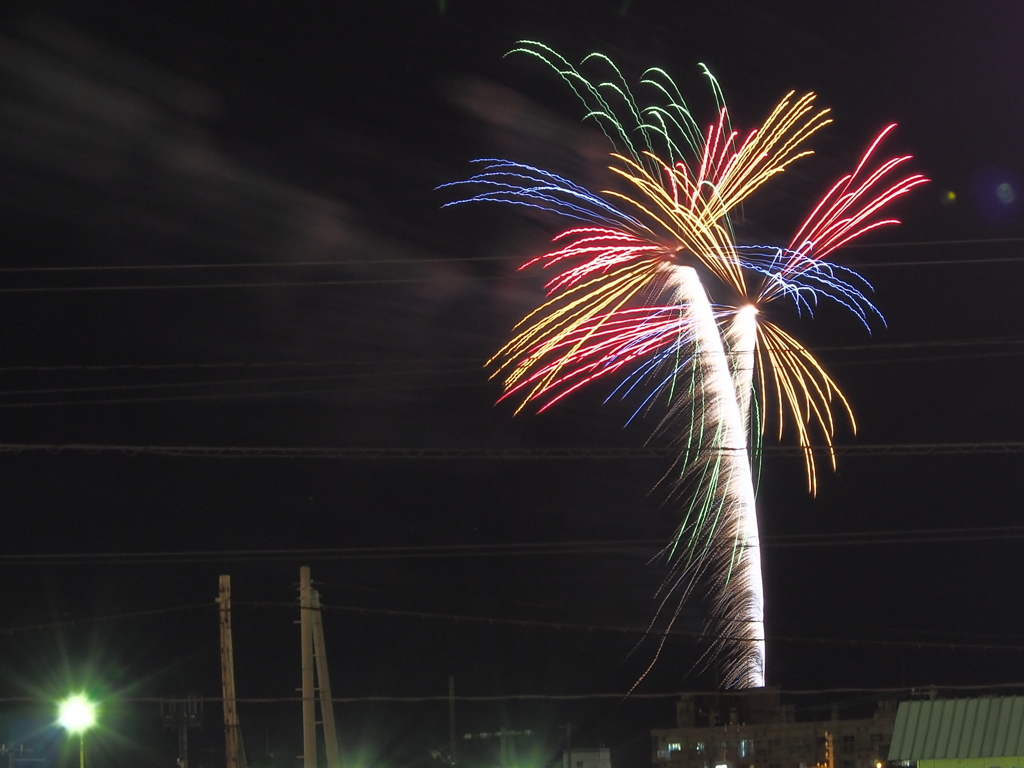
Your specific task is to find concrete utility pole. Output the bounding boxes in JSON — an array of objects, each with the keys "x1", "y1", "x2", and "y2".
[
  {"x1": 448, "y1": 677, "x2": 457, "y2": 767},
  {"x1": 218, "y1": 576, "x2": 248, "y2": 768},
  {"x1": 299, "y1": 567, "x2": 342, "y2": 768},
  {"x1": 299, "y1": 567, "x2": 316, "y2": 768},
  {"x1": 311, "y1": 588, "x2": 340, "y2": 768}
]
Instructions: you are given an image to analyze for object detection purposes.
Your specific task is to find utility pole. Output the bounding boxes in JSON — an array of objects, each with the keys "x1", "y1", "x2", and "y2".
[
  {"x1": 299, "y1": 567, "x2": 342, "y2": 768},
  {"x1": 448, "y1": 677, "x2": 457, "y2": 767},
  {"x1": 0, "y1": 745, "x2": 40, "y2": 768},
  {"x1": 310, "y1": 588, "x2": 340, "y2": 768},
  {"x1": 162, "y1": 697, "x2": 202, "y2": 768},
  {"x1": 218, "y1": 576, "x2": 248, "y2": 768},
  {"x1": 299, "y1": 567, "x2": 316, "y2": 768},
  {"x1": 563, "y1": 723, "x2": 572, "y2": 768}
]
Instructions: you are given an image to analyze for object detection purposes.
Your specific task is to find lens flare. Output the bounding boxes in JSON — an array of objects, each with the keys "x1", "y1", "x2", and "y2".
[{"x1": 58, "y1": 694, "x2": 97, "y2": 733}]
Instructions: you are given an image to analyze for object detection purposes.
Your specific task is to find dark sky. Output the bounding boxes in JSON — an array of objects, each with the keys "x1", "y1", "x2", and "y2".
[{"x1": 0, "y1": 2, "x2": 1023, "y2": 768}]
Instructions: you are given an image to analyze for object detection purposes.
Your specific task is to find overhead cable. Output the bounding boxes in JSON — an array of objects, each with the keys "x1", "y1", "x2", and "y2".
[{"x1": 0, "y1": 442, "x2": 1021, "y2": 459}]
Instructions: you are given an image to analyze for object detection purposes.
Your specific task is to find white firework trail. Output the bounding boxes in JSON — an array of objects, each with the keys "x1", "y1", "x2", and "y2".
[{"x1": 670, "y1": 267, "x2": 765, "y2": 688}]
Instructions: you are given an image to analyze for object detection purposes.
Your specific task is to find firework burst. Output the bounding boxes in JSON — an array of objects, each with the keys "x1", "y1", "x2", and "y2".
[{"x1": 443, "y1": 42, "x2": 926, "y2": 687}]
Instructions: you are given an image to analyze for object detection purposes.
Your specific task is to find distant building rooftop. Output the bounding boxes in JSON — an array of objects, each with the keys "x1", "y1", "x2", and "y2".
[
  {"x1": 653, "y1": 689, "x2": 897, "y2": 768},
  {"x1": 888, "y1": 696, "x2": 1024, "y2": 761}
]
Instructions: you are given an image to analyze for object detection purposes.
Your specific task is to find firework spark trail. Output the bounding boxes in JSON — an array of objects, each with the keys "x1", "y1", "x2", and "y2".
[
  {"x1": 725, "y1": 306, "x2": 764, "y2": 686},
  {"x1": 445, "y1": 46, "x2": 925, "y2": 688},
  {"x1": 727, "y1": 305, "x2": 759, "y2": 433},
  {"x1": 669, "y1": 267, "x2": 764, "y2": 688}
]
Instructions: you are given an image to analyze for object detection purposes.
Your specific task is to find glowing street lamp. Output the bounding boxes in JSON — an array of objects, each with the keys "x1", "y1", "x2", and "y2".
[{"x1": 57, "y1": 694, "x2": 97, "y2": 768}]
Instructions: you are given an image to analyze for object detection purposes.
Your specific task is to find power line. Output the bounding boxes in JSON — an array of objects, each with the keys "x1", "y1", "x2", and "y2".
[
  {"x1": 252, "y1": 601, "x2": 1024, "y2": 653},
  {"x1": 829, "y1": 349, "x2": 1024, "y2": 367},
  {"x1": 819, "y1": 337, "x2": 1024, "y2": 352},
  {"x1": 107, "y1": 682, "x2": 1024, "y2": 702},
  {"x1": 855, "y1": 256, "x2": 1024, "y2": 268},
  {"x1": 758, "y1": 525, "x2": 1024, "y2": 548},
  {"x1": 1, "y1": 594, "x2": 1022, "y2": 672},
  {"x1": 0, "y1": 250, "x2": 1022, "y2": 294},
  {"x1": 1, "y1": 525, "x2": 1021, "y2": 568},
  {"x1": 0, "y1": 380, "x2": 486, "y2": 408},
  {"x1": 0, "y1": 368, "x2": 481, "y2": 398},
  {"x1": 5, "y1": 682, "x2": 1024, "y2": 704},
  {"x1": 7, "y1": 594, "x2": 999, "y2": 655},
  {"x1": 0, "y1": 442, "x2": 1020, "y2": 459},
  {"x1": 0, "y1": 276, "x2": 508, "y2": 293},
  {"x1": 0, "y1": 541, "x2": 666, "y2": 566},
  {"x1": 842, "y1": 235, "x2": 1024, "y2": 251},
  {"x1": 0, "y1": 264, "x2": 1017, "y2": 293},
  {"x1": 0, "y1": 350, "x2": 1019, "y2": 404},
  {"x1": 0, "y1": 350, "x2": 1014, "y2": 403},
  {"x1": 0, "y1": 236, "x2": 1021, "y2": 275},
  {"x1": 0, "y1": 337, "x2": 1017, "y2": 376},
  {"x1": 0, "y1": 259, "x2": 491, "y2": 273},
  {"x1": 0, "y1": 604, "x2": 213, "y2": 636},
  {"x1": 0, "y1": 357, "x2": 483, "y2": 373}
]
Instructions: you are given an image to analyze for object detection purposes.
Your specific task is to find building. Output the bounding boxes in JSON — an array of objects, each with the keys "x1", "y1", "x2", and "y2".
[
  {"x1": 652, "y1": 690, "x2": 897, "y2": 768},
  {"x1": 888, "y1": 696, "x2": 1024, "y2": 768},
  {"x1": 564, "y1": 747, "x2": 613, "y2": 768}
]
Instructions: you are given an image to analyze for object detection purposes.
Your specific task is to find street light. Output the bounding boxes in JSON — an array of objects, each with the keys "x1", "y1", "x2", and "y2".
[{"x1": 57, "y1": 694, "x2": 97, "y2": 768}]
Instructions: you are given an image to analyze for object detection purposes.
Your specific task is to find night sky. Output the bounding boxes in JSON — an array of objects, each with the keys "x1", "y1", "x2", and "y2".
[{"x1": 0, "y1": 2, "x2": 1022, "y2": 768}]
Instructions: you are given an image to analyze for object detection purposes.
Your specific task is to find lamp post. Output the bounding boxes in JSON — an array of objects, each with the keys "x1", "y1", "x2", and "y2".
[{"x1": 58, "y1": 694, "x2": 96, "y2": 768}]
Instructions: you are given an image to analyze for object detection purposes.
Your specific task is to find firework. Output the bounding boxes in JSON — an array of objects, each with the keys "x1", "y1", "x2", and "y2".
[{"x1": 443, "y1": 42, "x2": 926, "y2": 687}]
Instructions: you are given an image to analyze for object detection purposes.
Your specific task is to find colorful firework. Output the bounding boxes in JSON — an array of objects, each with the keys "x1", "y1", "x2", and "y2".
[{"x1": 443, "y1": 42, "x2": 926, "y2": 688}]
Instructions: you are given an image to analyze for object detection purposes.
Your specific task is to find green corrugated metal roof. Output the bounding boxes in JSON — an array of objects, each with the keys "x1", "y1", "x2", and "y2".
[{"x1": 889, "y1": 697, "x2": 1024, "y2": 760}]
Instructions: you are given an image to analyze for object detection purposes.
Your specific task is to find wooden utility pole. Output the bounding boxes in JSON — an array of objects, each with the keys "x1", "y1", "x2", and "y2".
[
  {"x1": 218, "y1": 576, "x2": 248, "y2": 768},
  {"x1": 448, "y1": 677, "x2": 457, "y2": 767},
  {"x1": 300, "y1": 567, "x2": 316, "y2": 768},
  {"x1": 311, "y1": 588, "x2": 340, "y2": 768}
]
